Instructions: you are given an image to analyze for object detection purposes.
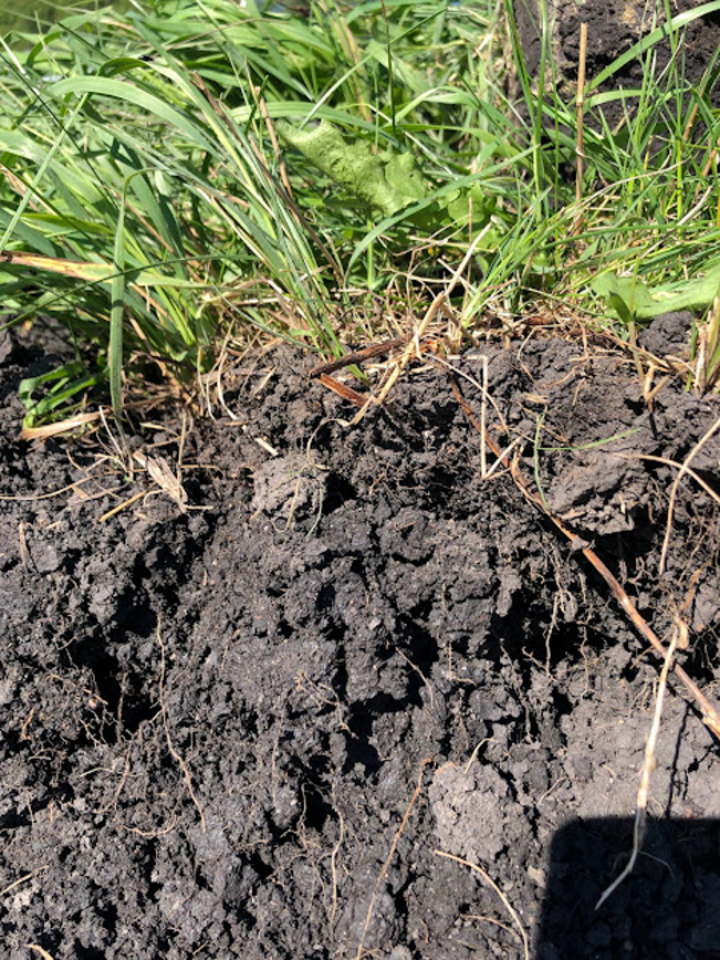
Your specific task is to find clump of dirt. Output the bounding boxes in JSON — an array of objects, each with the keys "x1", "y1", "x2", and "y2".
[{"x1": 1, "y1": 325, "x2": 719, "y2": 959}]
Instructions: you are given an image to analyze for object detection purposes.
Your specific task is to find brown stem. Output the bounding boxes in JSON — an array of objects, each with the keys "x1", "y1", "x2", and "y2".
[{"x1": 447, "y1": 371, "x2": 720, "y2": 740}]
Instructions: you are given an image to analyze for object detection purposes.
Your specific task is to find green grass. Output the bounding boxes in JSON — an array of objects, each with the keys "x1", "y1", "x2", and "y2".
[{"x1": 2, "y1": 0, "x2": 720, "y2": 427}]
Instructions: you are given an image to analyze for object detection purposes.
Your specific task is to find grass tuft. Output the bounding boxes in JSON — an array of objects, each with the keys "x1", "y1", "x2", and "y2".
[{"x1": 1, "y1": 0, "x2": 720, "y2": 425}]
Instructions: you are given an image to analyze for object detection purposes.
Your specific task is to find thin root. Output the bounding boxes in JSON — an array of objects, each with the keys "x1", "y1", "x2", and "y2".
[
  {"x1": 596, "y1": 629, "x2": 679, "y2": 909},
  {"x1": 435, "y1": 850, "x2": 530, "y2": 960}
]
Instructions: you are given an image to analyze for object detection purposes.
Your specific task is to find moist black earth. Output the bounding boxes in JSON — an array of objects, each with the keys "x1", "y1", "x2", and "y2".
[{"x1": 1, "y1": 323, "x2": 719, "y2": 960}]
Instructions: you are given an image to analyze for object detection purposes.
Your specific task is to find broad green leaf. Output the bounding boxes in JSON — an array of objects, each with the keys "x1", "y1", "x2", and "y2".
[
  {"x1": 593, "y1": 265, "x2": 720, "y2": 321},
  {"x1": 277, "y1": 120, "x2": 427, "y2": 215}
]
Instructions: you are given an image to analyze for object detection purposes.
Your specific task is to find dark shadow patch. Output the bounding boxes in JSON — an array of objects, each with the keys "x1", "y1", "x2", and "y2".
[{"x1": 537, "y1": 816, "x2": 720, "y2": 959}]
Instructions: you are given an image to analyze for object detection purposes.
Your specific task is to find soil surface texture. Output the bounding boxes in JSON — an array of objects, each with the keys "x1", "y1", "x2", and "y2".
[{"x1": 1, "y1": 324, "x2": 720, "y2": 960}]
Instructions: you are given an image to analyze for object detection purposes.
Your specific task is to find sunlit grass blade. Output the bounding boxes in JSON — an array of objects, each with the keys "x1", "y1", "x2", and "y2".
[{"x1": 2, "y1": 0, "x2": 720, "y2": 428}]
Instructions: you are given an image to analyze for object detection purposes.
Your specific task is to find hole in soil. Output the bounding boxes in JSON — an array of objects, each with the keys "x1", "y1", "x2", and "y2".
[
  {"x1": 74, "y1": 946, "x2": 107, "y2": 960},
  {"x1": 322, "y1": 473, "x2": 356, "y2": 514},
  {"x1": 68, "y1": 634, "x2": 123, "y2": 725},
  {"x1": 117, "y1": 690, "x2": 156, "y2": 734},
  {"x1": 396, "y1": 617, "x2": 438, "y2": 706},
  {"x1": 97, "y1": 898, "x2": 118, "y2": 936},
  {"x1": 541, "y1": 622, "x2": 598, "y2": 669},
  {"x1": 318, "y1": 583, "x2": 335, "y2": 610},
  {"x1": 30, "y1": 936, "x2": 61, "y2": 958},
  {"x1": 343, "y1": 704, "x2": 382, "y2": 775},
  {"x1": 421, "y1": 464, "x2": 476, "y2": 516},
  {"x1": 539, "y1": 816, "x2": 720, "y2": 957},
  {"x1": 67, "y1": 615, "x2": 162, "y2": 739},
  {"x1": 249, "y1": 851, "x2": 273, "y2": 882},
  {"x1": 298, "y1": 780, "x2": 332, "y2": 831},
  {"x1": 115, "y1": 594, "x2": 157, "y2": 634},
  {"x1": 551, "y1": 688, "x2": 574, "y2": 718}
]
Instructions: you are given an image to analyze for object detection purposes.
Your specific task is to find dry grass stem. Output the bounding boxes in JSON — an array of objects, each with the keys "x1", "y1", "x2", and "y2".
[
  {"x1": 156, "y1": 615, "x2": 207, "y2": 833},
  {"x1": 618, "y1": 453, "x2": 720, "y2": 508},
  {"x1": 434, "y1": 850, "x2": 530, "y2": 960},
  {"x1": 573, "y1": 22, "x2": 588, "y2": 236},
  {"x1": 448, "y1": 372, "x2": 720, "y2": 737},
  {"x1": 352, "y1": 229, "x2": 490, "y2": 424},
  {"x1": 659, "y1": 415, "x2": 720, "y2": 573},
  {"x1": 133, "y1": 451, "x2": 188, "y2": 513},
  {"x1": 0, "y1": 867, "x2": 49, "y2": 898},
  {"x1": 596, "y1": 629, "x2": 680, "y2": 910},
  {"x1": 20, "y1": 412, "x2": 101, "y2": 441},
  {"x1": 0, "y1": 477, "x2": 98, "y2": 502},
  {"x1": 693, "y1": 293, "x2": 720, "y2": 394},
  {"x1": 354, "y1": 759, "x2": 429, "y2": 960},
  {"x1": 26, "y1": 947, "x2": 56, "y2": 960},
  {"x1": 98, "y1": 490, "x2": 146, "y2": 523},
  {"x1": 436, "y1": 355, "x2": 519, "y2": 479},
  {"x1": 329, "y1": 812, "x2": 345, "y2": 926}
]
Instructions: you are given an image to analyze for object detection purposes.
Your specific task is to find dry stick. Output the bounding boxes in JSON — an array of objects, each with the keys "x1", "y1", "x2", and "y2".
[
  {"x1": 596, "y1": 629, "x2": 679, "y2": 910},
  {"x1": 434, "y1": 850, "x2": 530, "y2": 960},
  {"x1": 309, "y1": 338, "x2": 411, "y2": 409},
  {"x1": 318, "y1": 373, "x2": 368, "y2": 408},
  {"x1": 572, "y1": 23, "x2": 588, "y2": 237},
  {"x1": 447, "y1": 373, "x2": 720, "y2": 739},
  {"x1": 308, "y1": 337, "x2": 407, "y2": 378},
  {"x1": 480, "y1": 354, "x2": 488, "y2": 478},
  {"x1": 354, "y1": 759, "x2": 430, "y2": 960},
  {"x1": 659, "y1": 414, "x2": 720, "y2": 574}
]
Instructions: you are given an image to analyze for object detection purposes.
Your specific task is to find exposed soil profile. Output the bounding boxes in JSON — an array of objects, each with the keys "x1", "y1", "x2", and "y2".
[{"x1": 1, "y1": 324, "x2": 719, "y2": 959}]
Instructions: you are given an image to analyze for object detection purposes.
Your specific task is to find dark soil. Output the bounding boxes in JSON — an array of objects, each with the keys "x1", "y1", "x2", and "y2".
[
  {"x1": 513, "y1": 0, "x2": 720, "y2": 130},
  {"x1": 1, "y1": 323, "x2": 720, "y2": 960}
]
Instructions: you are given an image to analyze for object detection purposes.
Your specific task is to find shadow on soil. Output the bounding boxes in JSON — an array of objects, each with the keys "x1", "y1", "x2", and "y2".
[{"x1": 538, "y1": 816, "x2": 720, "y2": 959}]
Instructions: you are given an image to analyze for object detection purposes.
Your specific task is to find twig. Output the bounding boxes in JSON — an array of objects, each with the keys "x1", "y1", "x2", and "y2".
[
  {"x1": 435, "y1": 850, "x2": 530, "y2": 960},
  {"x1": 318, "y1": 373, "x2": 368, "y2": 408},
  {"x1": 308, "y1": 337, "x2": 407, "y2": 378},
  {"x1": 448, "y1": 372, "x2": 720, "y2": 739},
  {"x1": 596, "y1": 629, "x2": 679, "y2": 909}
]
